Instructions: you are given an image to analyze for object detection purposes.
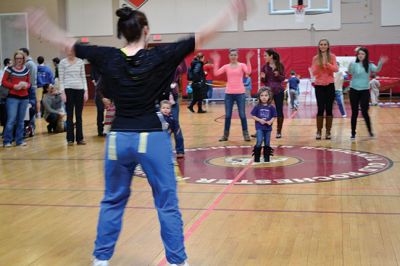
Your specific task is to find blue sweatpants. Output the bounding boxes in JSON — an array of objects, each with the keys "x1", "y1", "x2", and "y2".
[{"x1": 93, "y1": 131, "x2": 187, "y2": 264}]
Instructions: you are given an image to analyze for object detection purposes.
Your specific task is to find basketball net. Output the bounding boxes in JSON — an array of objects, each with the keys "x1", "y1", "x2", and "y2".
[{"x1": 292, "y1": 5, "x2": 306, "y2": 23}]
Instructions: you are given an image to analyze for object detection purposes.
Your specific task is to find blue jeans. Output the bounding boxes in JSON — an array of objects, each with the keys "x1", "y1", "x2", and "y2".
[
  {"x1": 3, "y1": 97, "x2": 29, "y2": 145},
  {"x1": 255, "y1": 129, "x2": 272, "y2": 147},
  {"x1": 289, "y1": 89, "x2": 299, "y2": 109},
  {"x1": 335, "y1": 90, "x2": 346, "y2": 116},
  {"x1": 171, "y1": 101, "x2": 184, "y2": 154},
  {"x1": 207, "y1": 80, "x2": 213, "y2": 99},
  {"x1": 224, "y1": 93, "x2": 248, "y2": 133},
  {"x1": 93, "y1": 131, "x2": 186, "y2": 264}
]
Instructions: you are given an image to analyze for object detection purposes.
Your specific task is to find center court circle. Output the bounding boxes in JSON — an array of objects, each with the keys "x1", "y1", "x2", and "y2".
[{"x1": 135, "y1": 145, "x2": 392, "y2": 185}]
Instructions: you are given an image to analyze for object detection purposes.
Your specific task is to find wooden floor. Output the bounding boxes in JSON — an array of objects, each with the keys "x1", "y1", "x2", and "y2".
[{"x1": 1, "y1": 99, "x2": 400, "y2": 266}]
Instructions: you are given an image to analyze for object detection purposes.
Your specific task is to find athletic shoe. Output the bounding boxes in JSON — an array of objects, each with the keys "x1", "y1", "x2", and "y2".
[
  {"x1": 92, "y1": 258, "x2": 109, "y2": 266},
  {"x1": 17, "y1": 142, "x2": 27, "y2": 146},
  {"x1": 342, "y1": 114, "x2": 347, "y2": 118},
  {"x1": 187, "y1": 106, "x2": 195, "y2": 113},
  {"x1": 369, "y1": 131, "x2": 375, "y2": 138},
  {"x1": 198, "y1": 110, "x2": 207, "y2": 113},
  {"x1": 350, "y1": 134, "x2": 356, "y2": 140},
  {"x1": 170, "y1": 262, "x2": 189, "y2": 266},
  {"x1": 3, "y1": 143, "x2": 12, "y2": 148},
  {"x1": 176, "y1": 153, "x2": 185, "y2": 159},
  {"x1": 276, "y1": 133, "x2": 282, "y2": 139},
  {"x1": 67, "y1": 141, "x2": 74, "y2": 146},
  {"x1": 77, "y1": 140, "x2": 87, "y2": 145}
]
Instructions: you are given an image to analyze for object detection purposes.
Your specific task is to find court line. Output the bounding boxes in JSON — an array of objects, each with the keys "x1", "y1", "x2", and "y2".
[
  {"x1": 1, "y1": 187, "x2": 400, "y2": 198},
  {"x1": 1, "y1": 202, "x2": 400, "y2": 216},
  {"x1": 288, "y1": 110, "x2": 298, "y2": 119},
  {"x1": 156, "y1": 159, "x2": 255, "y2": 266}
]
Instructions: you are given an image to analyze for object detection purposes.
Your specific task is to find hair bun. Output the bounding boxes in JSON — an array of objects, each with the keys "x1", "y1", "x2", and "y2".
[{"x1": 116, "y1": 6, "x2": 134, "y2": 20}]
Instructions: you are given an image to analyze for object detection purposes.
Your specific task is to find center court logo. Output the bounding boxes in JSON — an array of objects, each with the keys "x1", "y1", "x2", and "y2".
[{"x1": 135, "y1": 145, "x2": 392, "y2": 185}]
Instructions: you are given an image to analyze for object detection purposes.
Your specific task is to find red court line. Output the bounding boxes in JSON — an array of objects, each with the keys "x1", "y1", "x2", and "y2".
[
  {"x1": 289, "y1": 110, "x2": 298, "y2": 119},
  {"x1": 157, "y1": 158, "x2": 254, "y2": 266}
]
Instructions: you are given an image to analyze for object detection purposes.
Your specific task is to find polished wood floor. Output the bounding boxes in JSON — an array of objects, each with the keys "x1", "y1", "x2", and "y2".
[{"x1": 1, "y1": 98, "x2": 400, "y2": 266}]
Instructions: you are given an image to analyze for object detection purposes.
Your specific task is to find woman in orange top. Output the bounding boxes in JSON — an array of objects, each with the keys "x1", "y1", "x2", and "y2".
[{"x1": 311, "y1": 39, "x2": 338, "y2": 140}]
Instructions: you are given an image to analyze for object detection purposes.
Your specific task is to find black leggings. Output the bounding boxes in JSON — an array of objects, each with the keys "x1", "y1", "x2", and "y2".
[
  {"x1": 315, "y1": 84, "x2": 335, "y2": 117},
  {"x1": 349, "y1": 88, "x2": 371, "y2": 135},
  {"x1": 189, "y1": 81, "x2": 206, "y2": 111},
  {"x1": 65, "y1": 89, "x2": 84, "y2": 142},
  {"x1": 273, "y1": 90, "x2": 284, "y2": 118}
]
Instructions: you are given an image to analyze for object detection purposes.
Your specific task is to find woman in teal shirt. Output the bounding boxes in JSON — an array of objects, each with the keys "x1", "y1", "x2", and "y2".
[{"x1": 348, "y1": 47, "x2": 387, "y2": 139}]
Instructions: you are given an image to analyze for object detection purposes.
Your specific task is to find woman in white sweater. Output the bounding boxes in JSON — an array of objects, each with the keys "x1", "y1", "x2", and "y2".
[{"x1": 59, "y1": 50, "x2": 88, "y2": 145}]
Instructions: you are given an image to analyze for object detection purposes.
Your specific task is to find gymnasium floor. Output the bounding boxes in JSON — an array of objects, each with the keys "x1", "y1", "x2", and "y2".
[{"x1": 1, "y1": 97, "x2": 400, "y2": 266}]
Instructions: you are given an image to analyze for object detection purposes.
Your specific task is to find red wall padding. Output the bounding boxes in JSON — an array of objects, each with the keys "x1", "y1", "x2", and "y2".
[{"x1": 182, "y1": 44, "x2": 400, "y2": 97}]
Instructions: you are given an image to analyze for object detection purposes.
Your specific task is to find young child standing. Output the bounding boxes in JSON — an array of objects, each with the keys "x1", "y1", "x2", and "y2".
[
  {"x1": 288, "y1": 70, "x2": 300, "y2": 110},
  {"x1": 243, "y1": 74, "x2": 252, "y2": 100},
  {"x1": 334, "y1": 62, "x2": 347, "y2": 117},
  {"x1": 250, "y1": 88, "x2": 277, "y2": 162},
  {"x1": 160, "y1": 100, "x2": 184, "y2": 158},
  {"x1": 369, "y1": 73, "x2": 381, "y2": 106}
]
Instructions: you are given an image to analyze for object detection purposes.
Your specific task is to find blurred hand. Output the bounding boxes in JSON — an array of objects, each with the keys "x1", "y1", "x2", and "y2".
[
  {"x1": 210, "y1": 52, "x2": 220, "y2": 63},
  {"x1": 260, "y1": 72, "x2": 266, "y2": 79},
  {"x1": 273, "y1": 71, "x2": 279, "y2": 77},
  {"x1": 380, "y1": 56, "x2": 389, "y2": 64},
  {"x1": 246, "y1": 51, "x2": 255, "y2": 60},
  {"x1": 61, "y1": 91, "x2": 66, "y2": 103},
  {"x1": 102, "y1": 98, "x2": 111, "y2": 108},
  {"x1": 84, "y1": 91, "x2": 88, "y2": 102}
]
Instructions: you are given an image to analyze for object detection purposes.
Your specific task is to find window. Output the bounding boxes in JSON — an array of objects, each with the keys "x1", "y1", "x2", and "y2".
[{"x1": 0, "y1": 13, "x2": 28, "y2": 66}]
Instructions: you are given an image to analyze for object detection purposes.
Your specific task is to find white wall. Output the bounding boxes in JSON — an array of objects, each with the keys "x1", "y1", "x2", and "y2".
[
  {"x1": 119, "y1": 0, "x2": 238, "y2": 34},
  {"x1": 66, "y1": 0, "x2": 113, "y2": 36},
  {"x1": 381, "y1": 0, "x2": 400, "y2": 26}
]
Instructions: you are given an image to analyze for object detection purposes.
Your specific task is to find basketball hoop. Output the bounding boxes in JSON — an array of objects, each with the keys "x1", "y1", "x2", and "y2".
[{"x1": 292, "y1": 5, "x2": 306, "y2": 23}]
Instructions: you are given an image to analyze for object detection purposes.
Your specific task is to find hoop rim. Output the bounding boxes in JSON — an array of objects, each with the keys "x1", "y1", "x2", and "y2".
[{"x1": 291, "y1": 4, "x2": 307, "y2": 10}]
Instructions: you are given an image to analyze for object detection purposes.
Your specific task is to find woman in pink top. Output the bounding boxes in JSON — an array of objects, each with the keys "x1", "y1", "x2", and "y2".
[
  {"x1": 311, "y1": 39, "x2": 338, "y2": 140},
  {"x1": 211, "y1": 49, "x2": 253, "y2": 141}
]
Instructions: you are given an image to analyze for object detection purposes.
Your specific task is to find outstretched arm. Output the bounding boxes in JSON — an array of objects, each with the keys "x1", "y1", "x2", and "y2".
[
  {"x1": 19, "y1": 8, "x2": 76, "y2": 53},
  {"x1": 195, "y1": 0, "x2": 251, "y2": 49}
]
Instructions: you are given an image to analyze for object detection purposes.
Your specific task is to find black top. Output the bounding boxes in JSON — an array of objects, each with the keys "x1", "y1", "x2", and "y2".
[
  {"x1": 74, "y1": 36, "x2": 195, "y2": 132},
  {"x1": 190, "y1": 58, "x2": 205, "y2": 83}
]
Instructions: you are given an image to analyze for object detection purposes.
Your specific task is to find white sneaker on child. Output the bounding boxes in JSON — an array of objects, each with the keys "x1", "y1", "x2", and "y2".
[{"x1": 93, "y1": 258, "x2": 109, "y2": 266}]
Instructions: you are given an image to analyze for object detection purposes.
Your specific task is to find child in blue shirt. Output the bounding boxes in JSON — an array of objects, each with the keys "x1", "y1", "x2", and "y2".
[
  {"x1": 250, "y1": 87, "x2": 277, "y2": 162},
  {"x1": 288, "y1": 70, "x2": 300, "y2": 110}
]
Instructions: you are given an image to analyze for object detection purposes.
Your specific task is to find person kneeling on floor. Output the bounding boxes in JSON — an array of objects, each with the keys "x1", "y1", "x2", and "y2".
[{"x1": 43, "y1": 85, "x2": 65, "y2": 133}]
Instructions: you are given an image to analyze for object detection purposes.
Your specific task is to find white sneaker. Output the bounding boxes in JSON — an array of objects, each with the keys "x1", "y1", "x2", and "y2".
[
  {"x1": 342, "y1": 114, "x2": 347, "y2": 118},
  {"x1": 17, "y1": 142, "x2": 27, "y2": 146},
  {"x1": 3, "y1": 143, "x2": 12, "y2": 148},
  {"x1": 170, "y1": 262, "x2": 189, "y2": 266},
  {"x1": 93, "y1": 258, "x2": 109, "y2": 266}
]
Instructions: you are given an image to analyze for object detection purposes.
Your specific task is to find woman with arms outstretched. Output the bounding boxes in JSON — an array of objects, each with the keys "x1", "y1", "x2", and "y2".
[{"x1": 24, "y1": 1, "x2": 249, "y2": 265}]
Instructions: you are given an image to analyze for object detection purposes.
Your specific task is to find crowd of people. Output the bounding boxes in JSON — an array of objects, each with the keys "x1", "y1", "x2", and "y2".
[{"x1": 0, "y1": 42, "x2": 386, "y2": 150}]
